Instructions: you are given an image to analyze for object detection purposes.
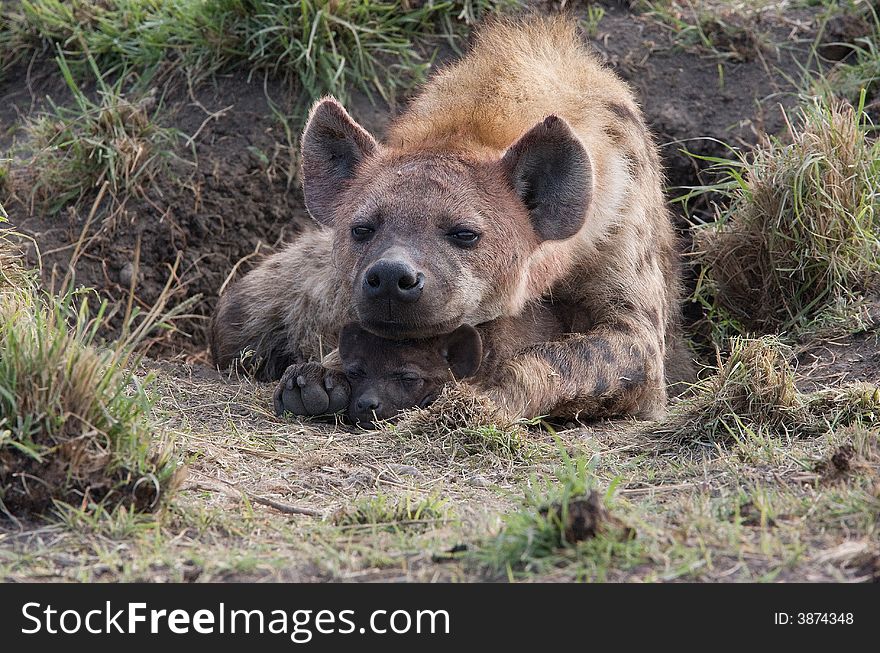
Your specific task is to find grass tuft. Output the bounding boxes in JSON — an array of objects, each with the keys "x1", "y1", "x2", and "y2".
[
  {"x1": 661, "y1": 336, "x2": 880, "y2": 445},
  {"x1": 388, "y1": 383, "x2": 538, "y2": 462},
  {"x1": 688, "y1": 97, "x2": 880, "y2": 337},
  {"x1": 0, "y1": 216, "x2": 184, "y2": 517},
  {"x1": 807, "y1": 383, "x2": 880, "y2": 430},
  {"x1": 663, "y1": 336, "x2": 804, "y2": 443},
  {"x1": 812, "y1": 2, "x2": 880, "y2": 108},
  {"x1": 0, "y1": 210, "x2": 29, "y2": 293},
  {"x1": 814, "y1": 423, "x2": 880, "y2": 483},
  {"x1": 332, "y1": 493, "x2": 449, "y2": 531},
  {"x1": 0, "y1": 289, "x2": 184, "y2": 516},
  {"x1": 19, "y1": 53, "x2": 178, "y2": 213},
  {"x1": 475, "y1": 451, "x2": 635, "y2": 576}
]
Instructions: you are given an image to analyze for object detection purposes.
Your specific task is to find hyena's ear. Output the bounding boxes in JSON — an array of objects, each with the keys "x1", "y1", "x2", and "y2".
[
  {"x1": 337, "y1": 322, "x2": 370, "y2": 362},
  {"x1": 301, "y1": 97, "x2": 378, "y2": 225},
  {"x1": 501, "y1": 115, "x2": 592, "y2": 241},
  {"x1": 441, "y1": 324, "x2": 483, "y2": 379}
]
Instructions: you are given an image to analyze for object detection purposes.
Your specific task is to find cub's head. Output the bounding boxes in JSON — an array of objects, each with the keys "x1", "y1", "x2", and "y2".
[
  {"x1": 301, "y1": 97, "x2": 592, "y2": 339},
  {"x1": 337, "y1": 322, "x2": 482, "y2": 428}
]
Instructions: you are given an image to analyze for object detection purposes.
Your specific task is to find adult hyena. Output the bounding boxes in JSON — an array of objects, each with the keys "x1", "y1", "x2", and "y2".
[{"x1": 211, "y1": 16, "x2": 685, "y2": 421}]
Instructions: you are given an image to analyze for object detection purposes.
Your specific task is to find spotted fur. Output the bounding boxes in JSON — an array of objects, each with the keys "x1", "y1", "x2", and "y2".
[{"x1": 211, "y1": 16, "x2": 689, "y2": 420}]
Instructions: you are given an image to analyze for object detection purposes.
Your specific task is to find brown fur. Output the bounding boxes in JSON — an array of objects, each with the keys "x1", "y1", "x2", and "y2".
[
  {"x1": 210, "y1": 228, "x2": 349, "y2": 379},
  {"x1": 332, "y1": 301, "x2": 563, "y2": 425},
  {"x1": 212, "y1": 16, "x2": 689, "y2": 420},
  {"x1": 336, "y1": 322, "x2": 482, "y2": 427}
]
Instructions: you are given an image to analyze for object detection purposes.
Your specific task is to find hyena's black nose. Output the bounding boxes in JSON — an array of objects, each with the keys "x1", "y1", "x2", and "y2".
[{"x1": 363, "y1": 260, "x2": 425, "y2": 303}]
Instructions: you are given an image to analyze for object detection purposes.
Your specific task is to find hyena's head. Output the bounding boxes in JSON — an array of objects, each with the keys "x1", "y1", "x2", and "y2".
[
  {"x1": 337, "y1": 322, "x2": 482, "y2": 427},
  {"x1": 301, "y1": 97, "x2": 592, "y2": 339}
]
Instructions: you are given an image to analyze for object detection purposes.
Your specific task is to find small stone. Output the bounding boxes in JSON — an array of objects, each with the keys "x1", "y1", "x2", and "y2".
[
  {"x1": 119, "y1": 262, "x2": 135, "y2": 287},
  {"x1": 388, "y1": 464, "x2": 423, "y2": 478}
]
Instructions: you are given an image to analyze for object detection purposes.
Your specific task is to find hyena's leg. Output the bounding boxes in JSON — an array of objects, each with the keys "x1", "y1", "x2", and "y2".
[
  {"x1": 476, "y1": 323, "x2": 667, "y2": 421},
  {"x1": 210, "y1": 229, "x2": 349, "y2": 382},
  {"x1": 211, "y1": 277, "x2": 298, "y2": 381}
]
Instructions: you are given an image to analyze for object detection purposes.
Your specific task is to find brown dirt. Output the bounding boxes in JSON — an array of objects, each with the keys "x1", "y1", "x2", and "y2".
[
  {"x1": 796, "y1": 321, "x2": 880, "y2": 392},
  {"x1": 0, "y1": 446, "x2": 167, "y2": 515},
  {"x1": 539, "y1": 490, "x2": 635, "y2": 544},
  {"x1": 814, "y1": 444, "x2": 858, "y2": 482}
]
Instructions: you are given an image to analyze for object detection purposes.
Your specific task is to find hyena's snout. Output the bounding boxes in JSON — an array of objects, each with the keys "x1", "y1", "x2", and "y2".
[{"x1": 362, "y1": 259, "x2": 425, "y2": 304}]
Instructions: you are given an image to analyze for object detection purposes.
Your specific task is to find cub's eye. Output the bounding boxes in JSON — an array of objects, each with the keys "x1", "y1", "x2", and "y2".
[
  {"x1": 396, "y1": 374, "x2": 422, "y2": 385},
  {"x1": 447, "y1": 229, "x2": 480, "y2": 248},
  {"x1": 345, "y1": 367, "x2": 366, "y2": 380},
  {"x1": 351, "y1": 225, "x2": 375, "y2": 241}
]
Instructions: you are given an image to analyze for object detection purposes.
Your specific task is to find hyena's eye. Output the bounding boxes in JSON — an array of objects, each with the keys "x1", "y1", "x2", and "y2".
[
  {"x1": 351, "y1": 225, "x2": 375, "y2": 241},
  {"x1": 447, "y1": 228, "x2": 481, "y2": 248}
]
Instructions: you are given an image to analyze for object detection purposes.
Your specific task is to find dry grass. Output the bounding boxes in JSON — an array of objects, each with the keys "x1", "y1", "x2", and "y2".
[
  {"x1": 1, "y1": 353, "x2": 876, "y2": 583},
  {"x1": 1, "y1": 0, "x2": 879, "y2": 585},
  {"x1": 691, "y1": 98, "x2": 880, "y2": 336},
  {"x1": 694, "y1": 103, "x2": 880, "y2": 333},
  {"x1": 660, "y1": 336, "x2": 880, "y2": 445},
  {"x1": 814, "y1": 423, "x2": 880, "y2": 482},
  {"x1": 662, "y1": 336, "x2": 807, "y2": 443},
  {"x1": 332, "y1": 493, "x2": 450, "y2": 531},
  {"x1": 0, "y1": 210, "x2": 27, "y2": 292},
  {"x1": 634, "y1": 0, "x2": 818, "y2": 61},
  {"x1": 388, "y1": 383, "x2": 542, "y2": 463}
]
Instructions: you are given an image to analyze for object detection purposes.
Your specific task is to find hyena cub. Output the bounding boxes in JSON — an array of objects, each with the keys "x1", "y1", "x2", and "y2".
[
  {"x1": 273, "y1": 302, "x2": 564, "y2": 427},
  {"x1": 334, "y1": 323, "x2": 482, "y2": 427}
]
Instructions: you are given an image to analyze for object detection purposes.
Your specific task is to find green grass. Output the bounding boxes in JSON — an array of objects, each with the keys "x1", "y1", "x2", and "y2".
[
  {"x1": 0, "y1": 160, "x2": 9, "y2": 197},
  {"x1": 22, "y1": 52, "x2": 179, "y2": 213},
  {"x1": 0, "y1": 213, "x2": 183, "y2": 518},
  {"x1": 580, "y1": 3, "x2": 605, "y2": 38},
  {"x1": 815, "y1": 6, "x2": 880, "y2": 107},
  {"x1": 0, "y1": 286, "x2": 183, "y2": 517},
  {"x1": 332, "y1": 493, "x2": 450, "y2": 531},
  {"x1": 1, "y1": 0, "x2": 517, "y2": 103},
  {"x1": 684, "y1": 95, "x2": 880, "y2": 339},
  {"x1": 474, "y1": 449, "x2": 637, "y2": 578}
]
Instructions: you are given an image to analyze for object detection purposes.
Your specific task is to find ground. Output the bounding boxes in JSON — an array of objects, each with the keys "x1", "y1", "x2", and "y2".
[{"x1": 0, "y1": 1, "x2": 878, "y2": 582}]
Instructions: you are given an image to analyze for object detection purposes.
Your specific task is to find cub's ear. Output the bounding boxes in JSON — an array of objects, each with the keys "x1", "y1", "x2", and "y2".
[
  {"x1": 501, "y1": 115, "x2": 592, "y2": 242},
  {"x1": 301, "y1": 97, "x2": 378, "y2": 225},
  {"x1": 337, "y1": 322, "x2": 370, "y2": 362},
  {"x1": 441, "y1": 324, "x2": 483, "y2": 379}
]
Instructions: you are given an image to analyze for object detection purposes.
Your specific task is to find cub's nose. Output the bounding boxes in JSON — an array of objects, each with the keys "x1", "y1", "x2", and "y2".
[
  {"x1": 363, "y1": 260, "x2": 425, "y2": 303},
  {"x1": 355, "y1": 396, "x2": 381, "y2": 414}
]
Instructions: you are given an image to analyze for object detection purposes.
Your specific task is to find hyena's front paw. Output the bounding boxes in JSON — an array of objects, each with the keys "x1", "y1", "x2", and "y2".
[{"x1": 273, "y1": 362, "x2": 350, "y2": 417}]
